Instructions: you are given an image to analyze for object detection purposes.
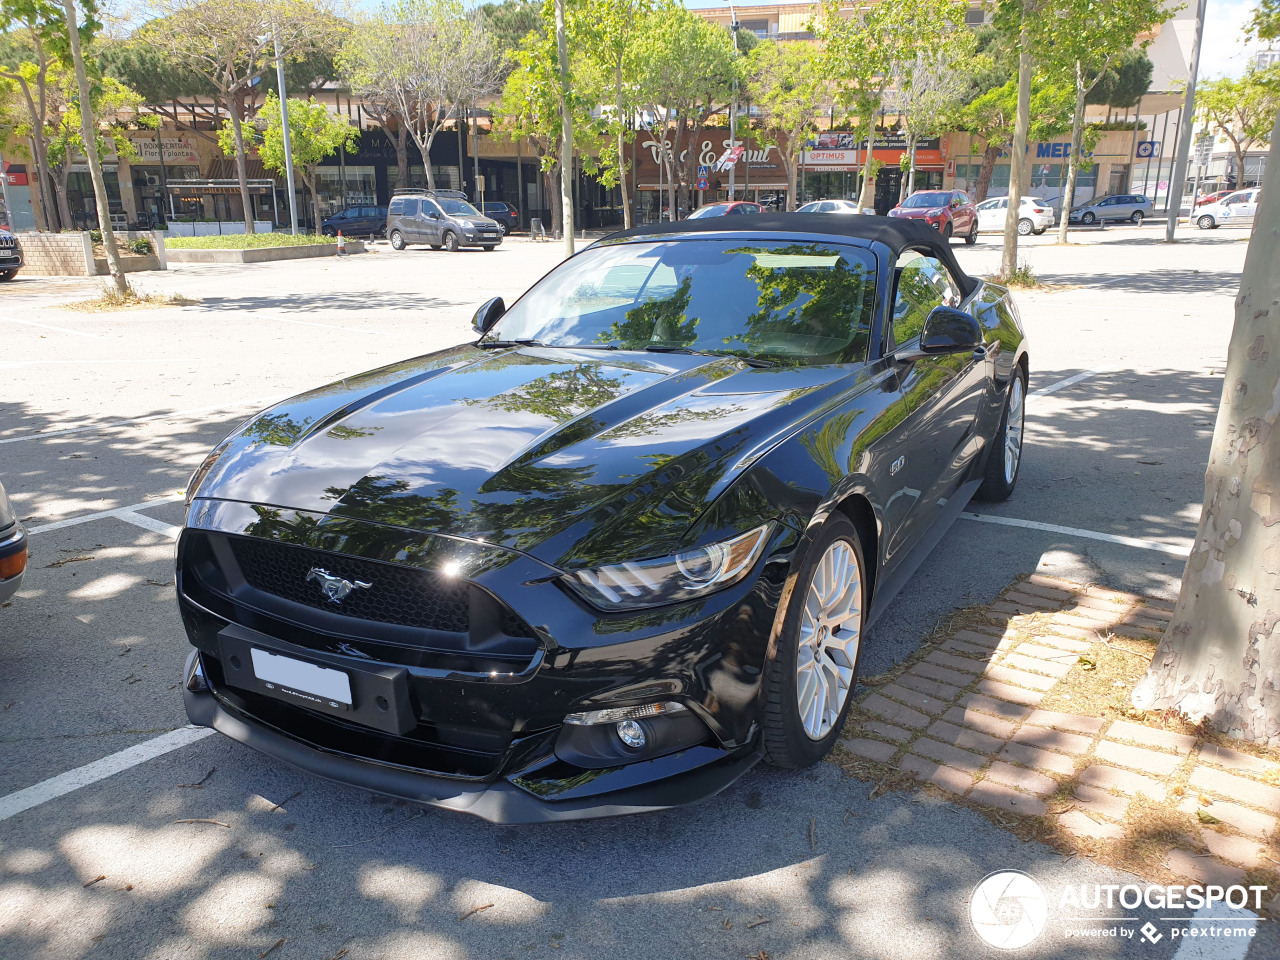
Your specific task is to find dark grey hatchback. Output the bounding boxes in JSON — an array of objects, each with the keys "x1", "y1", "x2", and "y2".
[{"x1": 386, "y1": 189, "x2": 503, "y2": 252}]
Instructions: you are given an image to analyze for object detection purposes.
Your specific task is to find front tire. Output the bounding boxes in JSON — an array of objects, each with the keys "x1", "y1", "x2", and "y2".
[
  {"x1": 975, "y1": 367, "x2": 1027, "y2": 502},
  {"x1": 443, "y1": 231, "x2": 459, "y2": 252},
  {"x1": 1198, "y1": 215, "x2": 1216, "y2": 230},
  {"x1": 1081, "y1": 211, "x2": 1096, "y2": 225},
  {"x1": 761, "y1": 515, "x2": 867, "y2": 769},
  {"x1": 1017, "y1": 218, "x2": 1033, "y2": 236},
  {"x1": 1131, "y1": 210, "x2": 1144, "y2": 224},
  {"x1": 389, "y1": 229, "x2": 406, "y2": 250},
  {"x1": 942, "y1": 222, "x2": 954, "y2": 241}
]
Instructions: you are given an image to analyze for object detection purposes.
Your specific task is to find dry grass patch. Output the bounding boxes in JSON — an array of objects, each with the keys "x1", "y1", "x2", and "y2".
[{"x1": 60, "y1": 281, "x2": 198, "y2": 312}]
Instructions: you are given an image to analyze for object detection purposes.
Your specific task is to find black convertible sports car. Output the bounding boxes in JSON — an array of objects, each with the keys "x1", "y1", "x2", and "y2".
[{"x1": 179, "y1": 215, "x2": 1028, "y2": 822}]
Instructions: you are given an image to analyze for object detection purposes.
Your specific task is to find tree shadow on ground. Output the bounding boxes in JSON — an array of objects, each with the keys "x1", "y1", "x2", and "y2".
[
  {"x1": 1035, "y1": 270, "x2": 1240, "y2": 295},
  {"x1": 196, "y1": 291, "x2": 459, "y2": 315}
]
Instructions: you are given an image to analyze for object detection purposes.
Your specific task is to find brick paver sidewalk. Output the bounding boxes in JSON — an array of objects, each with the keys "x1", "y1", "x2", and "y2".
[{"x1": 839, "y1": 574, "x2": 1280, "y2": 895}]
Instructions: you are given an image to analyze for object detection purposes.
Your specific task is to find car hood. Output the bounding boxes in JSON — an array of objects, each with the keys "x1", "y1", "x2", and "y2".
[
  {"x1": 890, "y1": 208, "x2": 942, "y2": 217},
  {"x1": 455, "y1": 216, "x2": 501, "y2": 229},
  {"x1": 195, "y1": 345, "x2": 854, "y2": 570}
]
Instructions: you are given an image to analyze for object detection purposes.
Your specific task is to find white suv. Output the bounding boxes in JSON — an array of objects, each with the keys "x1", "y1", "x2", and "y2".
[
  {"x1": 1195, "y1": 189, "x2": 1259, "y2": 229},
  {"x1": 975, "y1": 196, "x2": 1055, "y2": 235}
]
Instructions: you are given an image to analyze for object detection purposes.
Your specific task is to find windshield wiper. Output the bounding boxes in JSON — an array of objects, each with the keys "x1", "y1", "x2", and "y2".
[
  {"x1": 642, "y1": 345, "x2": 776, "y2": 368},
  {"x1": 477, "y1": 338, "x2": 546, "y2": 349}
]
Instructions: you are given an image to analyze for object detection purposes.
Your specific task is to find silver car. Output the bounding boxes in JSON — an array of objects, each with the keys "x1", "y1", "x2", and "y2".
[
  {"x1": 1068, "y1": 193, "x2": 1153, "y2": 225},
  {"x1": 795, "y1": 199, "x2": 875, "y2": 214}
]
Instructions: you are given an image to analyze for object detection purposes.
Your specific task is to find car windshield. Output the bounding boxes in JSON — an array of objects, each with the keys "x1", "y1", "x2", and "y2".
[
  {"x1": 687, "y1": 205, "x2": 731, "y2": 218},
  {"x1": 901, "y1": 192, "x2": 948, "y2": 208},
  {"x1": 484, "y1": 238, "x2": 876, "y2": 363},
  {"x1": 439, "y1": 199, "x2": 482, "y2": 216}
]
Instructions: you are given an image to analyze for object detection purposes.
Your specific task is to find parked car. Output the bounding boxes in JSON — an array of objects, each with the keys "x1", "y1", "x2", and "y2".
[
  {"x1": 975, "y1": 196, "x2": 1055, "y2": 235},
  {"x1": 320, "y1": 205, "x2": 388, "y2": 238},
  {"x1": 1194, "y1": 190, "x2": 1233, "y2": 208},
  {"x1": 178, "y1": 214, "x2": 1029, "y2": 823},
  {"x1": 479, "y1": 201, "x2": 519, "y2": 234},
  {"x1": 1195, "y1": 188, "x2": 1260, "y2": 230},
  {"x1": 686, "y1": 201, "x2": 765, "y2": 219},
  {"x1": 1068, "y1": 193, "x2": 1153, "y2": 225},
  {"x1": 0, "y1": 479, "x2": 27, "y2": 605},
  {"x1": 795, "y1": 199, "x2": 874, "y2": 215},
  {"x1": 386, "y1": 189, "x2": 503, "y2": 252},
  {"x1": 0, "y1": 226, "x2": 24, "y2": 281},
  {"x1": 887, "y1": 190, "x2": 978, "y2": 243}
]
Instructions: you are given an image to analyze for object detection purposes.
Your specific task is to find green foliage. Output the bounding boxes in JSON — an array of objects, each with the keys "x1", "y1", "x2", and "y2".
[
  {"x1": 164, "y1": 232, "x2": 329, "y2": 248},
  {"x1": 1197, "y1": 66, "x2": 1280, "y2": 170},
  {"x1": 1246, "y1": 0, "x2": 1280, "y2": 43},
  {"x1": 954, "y1": 75, "x2": 1073, "y2": 149},
  {"x1": 1086, "y1": 49, "x2": 1153, "y2": 108},
  {"x1": 249, "y1": 92, "x2": 359, "y2": 176},
  {"x1": 747, "y1": 40, "x2": 827, "y2": 204},
  {"x1": 127, "y1": 236, "x2": 153, "y2": 254},
  {"x1": 97, "y1": 38, "x2": 213, "y2": 101},
  {"x1": 477, "y1": 0, "x2": 541, "y2": 55}
]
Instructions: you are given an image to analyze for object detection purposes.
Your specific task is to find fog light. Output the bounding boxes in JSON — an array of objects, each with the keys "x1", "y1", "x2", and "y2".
[{"x1": 616, "y1": 719, "x2": 646, "y2": 749}]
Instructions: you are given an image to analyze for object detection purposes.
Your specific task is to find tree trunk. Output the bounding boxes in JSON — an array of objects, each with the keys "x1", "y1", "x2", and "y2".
[
  {"x1": 393, "y1": 125, "x2": 409, "y2": 189},
  {"x1": 555, "y1": 0, "x2": 574, "y2": 256},
  {"x1": 61, "y1": 0, "x2": 126, "y2": 294},
  {"x1": 303, "y1": 170, "x2": 322, "y2": 233},
  {"x1": 420, "y1": 129, "x2": 437, "y2": 191},
  {"x1": 1131, "y1": 112, "x2": 1280, "y2": 746},
  {"x1": 227, "y1": 94, "x2": 254, "y2": 235},
  {"x1": 855, "y1": 122, "x2": 876, "y2": 214},
  {"x1": 544, "y1": 159, "x2": 563, "y2": 236},
  {"x1": 55, "y1": 164, "x2": 73, "y2": 231},
  {"x1": 1001, "y1": 22, "x2": 1033, "y2": 278},
  {"x1": 903, "y1": 134, "x2": 918, "y2": 201},
  {"x1": 616, "y1": 64, "x2": 631, "y2": 230},
  {"x1": 1056, "y1": 64, "x2": 1088, "y2": 244},
  {"x1": 975, "y1": 141, "x2": 1001, "y2": 202},
  {"x1": 1235, "y1": 144, "x2": 1247, "y2": 190},
  {"x1": 783, "y1": 152, "x2": 797, "y2": 211}
]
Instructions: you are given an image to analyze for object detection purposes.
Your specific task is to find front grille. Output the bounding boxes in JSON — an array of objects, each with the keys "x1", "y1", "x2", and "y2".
[{"x1": 230, "y1": 537, "x2": 471, "y2": 633}]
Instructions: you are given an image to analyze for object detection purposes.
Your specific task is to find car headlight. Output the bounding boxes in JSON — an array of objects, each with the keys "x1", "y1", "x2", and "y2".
[
  {"x1": 185, "y1": 448, "x2": 223, "y2": 505},
  {"x1": 563, "y1": 522, "x2": 773, "y2": 610}
]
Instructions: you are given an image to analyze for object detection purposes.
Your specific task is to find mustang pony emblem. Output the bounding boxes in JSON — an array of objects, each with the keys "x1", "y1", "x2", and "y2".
[{"x1": 305, "y1": 567, "x2": 372, "y2": 604}]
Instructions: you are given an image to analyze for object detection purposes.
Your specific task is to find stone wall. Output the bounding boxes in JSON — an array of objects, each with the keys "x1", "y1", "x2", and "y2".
[
  {"x1": 17, "y1": 231, "x2": 167, "y2": 277},
  {"x1": 19, "y1": 233, "x2": 94, "y2": 276}
]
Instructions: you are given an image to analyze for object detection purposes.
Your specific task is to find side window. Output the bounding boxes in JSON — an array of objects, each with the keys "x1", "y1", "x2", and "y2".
[
  {"x1": 892, "y1": 251, "x2": 961, "y2": 345},
  {"x1": 422, "y1": 199, "x2": 442, "y2": 218},
  {"x1": 388, "y1": 198, "x2": 406, "y2": 216}
]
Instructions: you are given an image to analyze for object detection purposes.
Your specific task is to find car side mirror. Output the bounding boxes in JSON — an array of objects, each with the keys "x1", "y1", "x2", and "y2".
[
  {"x1": 896, "y1": 306, "x2": 983, "y2": 362},
  {"x1": 472, "y1": 296, "x2": 506, "y2": 335}
]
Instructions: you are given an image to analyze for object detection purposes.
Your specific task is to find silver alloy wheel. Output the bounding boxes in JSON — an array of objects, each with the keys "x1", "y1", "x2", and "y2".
[
  {"x1": 1017, "y1": 218, "x2": 1032, "y2": 236},
  {"x1": 795, "y1": 539, "x2": 863, "y2": 740},
  {"x1": 1004, "y1": 376, "x2": 1025, "y2": 484}
]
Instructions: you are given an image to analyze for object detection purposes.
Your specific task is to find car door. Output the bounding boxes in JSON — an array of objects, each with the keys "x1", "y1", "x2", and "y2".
[
  {"x1": 420, "y1": 198, "x2": 445, "y2": 244},
  {"x1": 885, "y1": 250, "x2": 990, "y2": 556},
  {"x1": 976, "y1": 198, "x2": 1004, "y2": 232},
  {"x1": 1236, "y1": 190, "x2": 1260, "y2": 222},
  {"x1": 952, "y1": 192, "x2": 975, "y2": 232}
]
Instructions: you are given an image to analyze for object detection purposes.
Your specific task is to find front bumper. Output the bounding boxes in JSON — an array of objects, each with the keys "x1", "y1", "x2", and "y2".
[
  {"x1": 185, "y1": 652, "x2": 760, "y2": 822},
  {"x1": 0, "y1": 523, "x2": 27, "y2": 605},
  {"x1": 178, "y1": 501, "x2": 794, "y2": 821}
]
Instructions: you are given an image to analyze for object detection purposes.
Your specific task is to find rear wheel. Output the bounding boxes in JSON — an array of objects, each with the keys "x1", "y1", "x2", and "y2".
[
  {"x1": 443, "y1": 231, "x2": 459, "y2": 252},
  {"x1": 975, "y1": 368, "x2": 1027, "y2": 502},
  {"x1": 1130, "y1": 210, "x2": 1144, "y2": 224},
  {"x1": 1017, "y1": 218, "x2": 1033, "y2": 236},
  {"x1": 1198, "y1": 214, "x2": 1216, "y2": 230},
  {"x1": 761, "y1": 515, "x2": 866, "y2": 768},
  {"x1": 389, "y1": 229, "x2": 406, "y2": 250},
  {"x1": 965, "y1": 220, "x2": 978, "y2": 244}
]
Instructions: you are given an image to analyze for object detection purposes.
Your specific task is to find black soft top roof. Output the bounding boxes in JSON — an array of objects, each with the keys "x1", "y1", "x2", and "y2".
[{"x1": 599, "y1": 213, "x2": 979, "y2": 296}]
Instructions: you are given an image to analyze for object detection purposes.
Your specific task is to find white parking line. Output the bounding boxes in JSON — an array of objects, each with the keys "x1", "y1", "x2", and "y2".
[
  {"x1": 0, "y1": 396, "x2": 281, "y2": 445},
  {"x1": 961, "y1": 512, "x2": 1192, "y2": 557},
  {"x1": 0, "y1": 726, "x2": 215, "y2": 822},
  {"x1": 1169, "y1": 902, "x2": 1259, "y2": 960},
  {"x1": 115, "y1": 511, "x2": 183, "y2": 540},
  {"x1": 1030, "y1": 368, "x2": 1112, "y2": 398},
  {"x1": 4, "y1": 317, "x2": 107, "y2": 339},
  {"x1": 25, "y1": 493, "x2": 186, "y2": 536}
]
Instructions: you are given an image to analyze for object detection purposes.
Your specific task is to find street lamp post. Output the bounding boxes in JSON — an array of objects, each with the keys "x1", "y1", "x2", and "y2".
[
  {"x1": 1165, "y1": 0, "x2": 1208, "y2": 241},
  {"x1": 726, "y1": 0, "x2": 739, "y2": 201},
  {"x1": 273, "y1": 30, "x2": 299, "y2": 235}
]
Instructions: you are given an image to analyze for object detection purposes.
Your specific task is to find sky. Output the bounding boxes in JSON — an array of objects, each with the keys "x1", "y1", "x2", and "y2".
[{"x1": 682, "y1": 0, "x2": 1261, "y2": 80}]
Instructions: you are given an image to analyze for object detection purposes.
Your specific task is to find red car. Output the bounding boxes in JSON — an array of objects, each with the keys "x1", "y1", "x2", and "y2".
[
  {"x1": 685, "y1": 201, "x2": 765, "y2": 219},
  {"x1": 887, "y1": 189, "x2": 979, "y2": 243},
  {"x1": 1194, "y1": 190, "x2": 1233, "y2": 208}
]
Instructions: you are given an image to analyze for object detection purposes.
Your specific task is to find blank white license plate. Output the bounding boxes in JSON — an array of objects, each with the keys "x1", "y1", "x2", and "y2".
[{"x1": 250, "y1": 648, "x2": 352, "y2": 705}]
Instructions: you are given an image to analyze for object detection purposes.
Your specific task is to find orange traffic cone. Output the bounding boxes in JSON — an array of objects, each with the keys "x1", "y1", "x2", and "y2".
[{"x1": 336, "y1": 230, "x2": 346, "y2": 255}]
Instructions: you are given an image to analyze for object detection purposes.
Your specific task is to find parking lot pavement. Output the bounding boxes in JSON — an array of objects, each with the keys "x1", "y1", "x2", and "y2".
[{"x1": 2, "y1": 230, "x2": 1273, "y2": 960}]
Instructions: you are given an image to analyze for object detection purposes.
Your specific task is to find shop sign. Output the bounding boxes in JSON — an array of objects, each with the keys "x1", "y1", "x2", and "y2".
[
  {"x1": 3, "y1": 172, "x2": 28, "y2": 186},
  {"x1": 129, "y1": 136, "x2": 201, "y2": 165}
]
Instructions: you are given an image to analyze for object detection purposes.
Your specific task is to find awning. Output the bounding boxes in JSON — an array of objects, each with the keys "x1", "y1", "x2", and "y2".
[{"x1": 165, "y1": 179, "x2": 275, "y2": 196}]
